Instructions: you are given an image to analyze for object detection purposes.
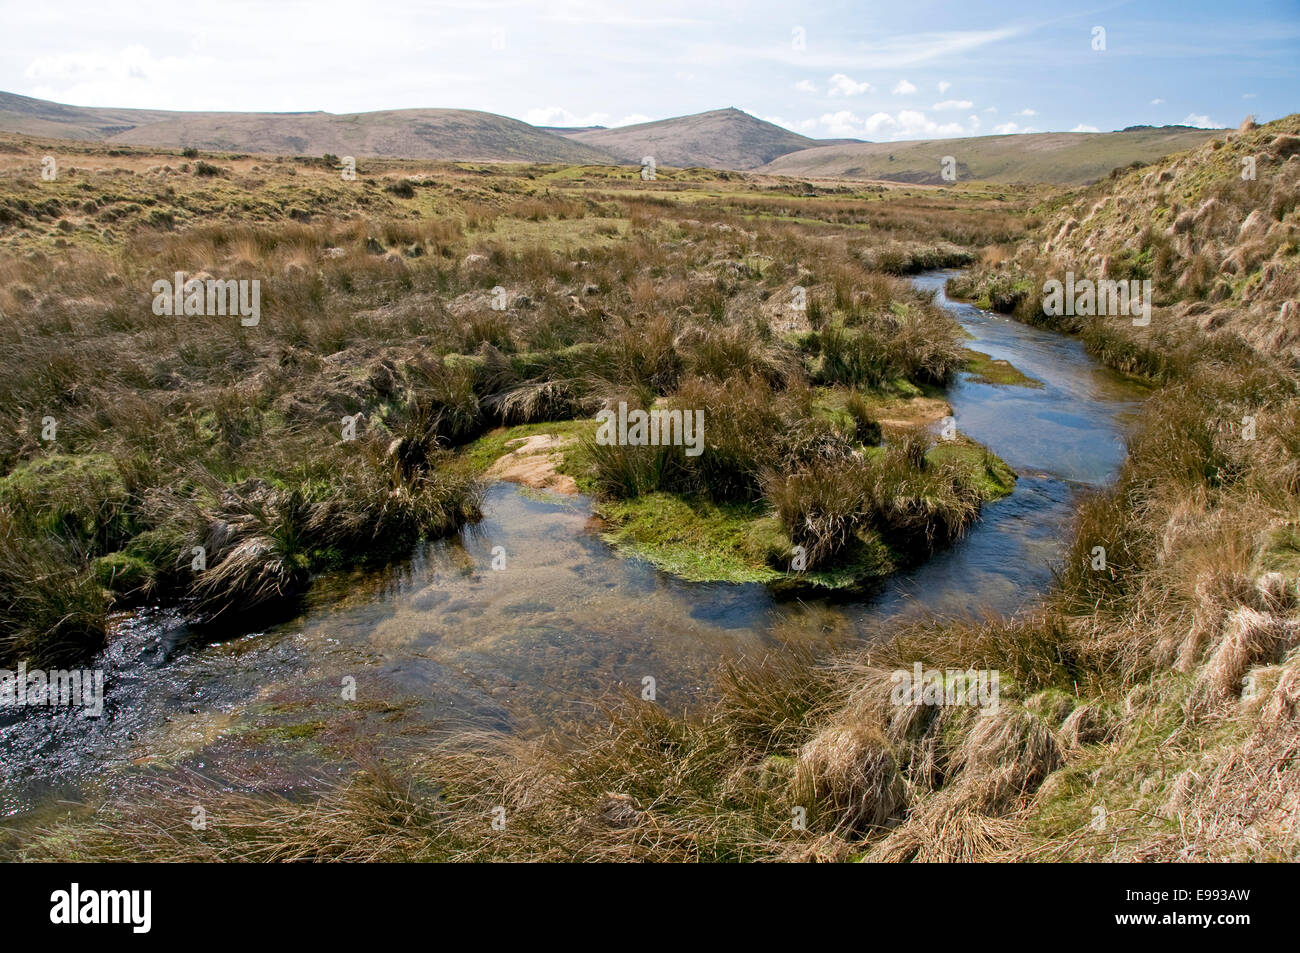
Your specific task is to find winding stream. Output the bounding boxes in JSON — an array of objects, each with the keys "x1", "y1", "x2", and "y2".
[{"x1": 0, "y1": 270, "x2": 1148, "y2": 827}]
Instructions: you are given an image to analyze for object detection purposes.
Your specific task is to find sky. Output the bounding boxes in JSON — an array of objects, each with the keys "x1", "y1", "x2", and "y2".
[{"x1": 2, "y1": 0, "x2": 1297, "y2": 141}]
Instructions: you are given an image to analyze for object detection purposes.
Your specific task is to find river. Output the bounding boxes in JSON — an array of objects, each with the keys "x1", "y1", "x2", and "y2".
[{"x1": 0, "y1": 270, "x2": 1148, "y2": 829}]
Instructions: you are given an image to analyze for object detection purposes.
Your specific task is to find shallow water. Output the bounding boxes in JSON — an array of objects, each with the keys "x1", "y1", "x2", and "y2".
[{"x1": 0, "y1": 270, "x2": 1148, "y2": 822}]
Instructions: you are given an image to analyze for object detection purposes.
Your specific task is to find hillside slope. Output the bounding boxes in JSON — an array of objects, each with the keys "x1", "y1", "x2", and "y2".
[
  {"x1": 564, "y1": 107, "x2": 819, "y2": 169},
  {"x1": 760, "y1": 126, "x2": 1220, "y2": 185},
  {"x1": 0, "y1": 91, "x2": 617, "y2": 163},
  {"x1": 1033, "y1": 114, "x2": 1300, "y2": 360},
  {"x1": 0, "y1": 89, "x2": 194, "y2": 139},
  {"x1": 105, "y1": 108, "x2": 617, "y2": 163}
]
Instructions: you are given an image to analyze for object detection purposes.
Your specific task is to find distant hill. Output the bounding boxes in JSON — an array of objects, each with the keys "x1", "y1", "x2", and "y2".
[
  {"x1": 0, "y1": 90, "x2": 206, "y2": 140},
  {"x1": 759, "y1": 126, "x2": 1222, "y2": 185},
  {"x1": 0, "y1": 91, "x2": 1225, "y2": 180},
  {"x1": 562, "y1": 108, "x2": 822, "y2": 170},
  {"x1": 0, "y1": 91, "x2": 616, "y2": 164},
  {"x1": 539, "y1": 126, "x2": 607, "y2": 135}
]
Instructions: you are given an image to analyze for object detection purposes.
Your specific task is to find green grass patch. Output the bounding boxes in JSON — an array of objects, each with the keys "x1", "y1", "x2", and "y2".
[
  {"x1": 962, "y1": 348, "x2": 1043, "y2": 388},
  {"x1": 596, "y1": 493, "x2": 783, "y2": 584},
  {"x1": 459, "y1": 419, "x2": 591, "y2": 475},
  {"x1": 595, "y1": 491, "x2": 899, "y2": 589},
  {"x1": 926, "y1": 439, "x2": 1017, "y2": 500}
]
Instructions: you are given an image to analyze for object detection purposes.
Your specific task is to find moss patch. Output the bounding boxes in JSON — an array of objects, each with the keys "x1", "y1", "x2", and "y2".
[
  {"x1": 595, "y1": 492, "x2": 901, "y2": 590},
  {"x1": 596, "y1": 493, "x2": 783, "y2": 584},
  {"x1": 460, "y1": 420, "x2": 590, "y2": 475},
  {"x1": 926, "y1": 439, "x2": 1018, "y2": 500},
  {"x1": 962, "y1": 348, "x2": 1042, "y2": 388}
]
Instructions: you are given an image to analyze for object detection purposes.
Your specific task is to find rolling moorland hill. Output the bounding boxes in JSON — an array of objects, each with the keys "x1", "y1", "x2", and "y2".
[
  {"x1": 759, "y1": 125, "x2": 1221, "y2": 185},
  {"x1": 0, "y1": 90, "x2": 617, "y2": 164},
  {"x1": 1, "y1": 91, "x2": 1228, "y2": 183},
  {"x1": 555, "y1": 107, "x2": 832, "y2": 170}
]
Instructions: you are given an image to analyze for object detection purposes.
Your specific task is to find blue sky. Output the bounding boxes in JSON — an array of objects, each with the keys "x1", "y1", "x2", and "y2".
[{"x1": 2, "y1": 0, "x2": 1296, "y2": 140}]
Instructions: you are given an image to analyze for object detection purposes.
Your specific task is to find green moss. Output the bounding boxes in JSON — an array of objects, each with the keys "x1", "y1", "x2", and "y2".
[
  {"x1": 92, "y1": 552, "x2": 151, "y2": 595},
  {"x1": 1024, "y1": 687, "x2": 1078, "y2": 725},
  {"x1": 0, "y1": 453, "x2": 136, "y2": 553},
  {"x1": 597, "y1": 493, "x2": 783, "y2": 584},
  {"x1": 926, "y1": 440, "x2": 1017, "y2": 500},
  {"x1": 1018, "y1": 673, "x2": 1254, "y2": 854},
  {"x1": 962, "y1": 348, "x2": 1043, "y2": 387},
  {"x1": 595, "y1": 492, "x2": 897, "y2": 590}
]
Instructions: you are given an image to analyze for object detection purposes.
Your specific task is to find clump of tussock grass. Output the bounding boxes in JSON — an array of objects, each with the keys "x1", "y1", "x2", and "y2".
[
  {"x1": 676, "y1": 322, "x2": 800, "y2": 388},
  {"x1": 145, "y1": 453, "x2": 480, "y2": 624},
  {"x1": 793, "y1": 721, "x2": 908, "y2": 834},
  {"x1": 843, "y1": 388, "x2": 882, "y2": 446},
  {"x1": 0, "y1": 507, "x2": 107, "y2": 667},
  {"x1": 1189, "y1": 607, "x2": 1299, "y2": 713},
  {"x1": 947, "y1": 707, "x2": 1063, "y2": 813},
  {"x1": 807, "y1": 309, "x2": 965, "y2": 389},
  {"x1": 863, "y1": 792, "x2": 1028, "y2": 862},
  {"x1": 762, "y1": 458, "x2": 872, "y2": 569},
  {"x1": 1058, "y1": 702, "x2": 1117, "y2": 749}
]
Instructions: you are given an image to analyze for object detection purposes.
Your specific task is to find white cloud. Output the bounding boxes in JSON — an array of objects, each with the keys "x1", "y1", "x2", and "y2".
[
  {"x1": 1071, "y1": 124, "x2": 1100, "y2": 132},
  {"x1": 795, "y1": 79, "x2": 817, "y2": 94},
  {"x1": 23, "y1": 44, "x2": 224, "y2": 108},
  {"x1": 993, "y1": 121, "x2": 1036, "y2": 135},
  {"x1": 1150, "y1": 98, "x2": 1165, "y2": 105},
  {"x1": 525, "y1": 106, "x2": 611, "y2": 127},
  {"x1": 828, "y1": 73, "x2": 872, "y2": 96},
  {"x1": 984, "y1": 106, "x2": 998, "y2": 113},
  {"x1": 1242, "y1": 93, "x2": 1257, "y2": 99},
  {"x1": 891, "y1": 79, "x2": 917, "y2": 95},
  {"x1": 1017, "y1": 108, "x2": 1037, "y2": 116},
  {"x1": 1180, "y1": 112, "x2": 1219, "y2": 128},
  {"x1": 937, "y1": 80, "x2": 952, "y2": 94},
  {"x1": 853, "y1": 109, "x2": 966, "y2": 140},
  {"x1": 818, "y1": 110, "x2": 866, "y2": 137},
  {"x1": 932, "y1": 99, "x2": 973, "y2": 111},
  {"x1": 612, "y1": 114, "x2": 652, "y2": 127}
]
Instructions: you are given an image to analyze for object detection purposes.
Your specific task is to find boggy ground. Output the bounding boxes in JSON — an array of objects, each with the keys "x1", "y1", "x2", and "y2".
[
  {"x1": 17, "y1": 118, "x2": 1300, "y2": 863},
  {"x1": 0, "y1": 134, "x2": 1031, "y2": 670}
]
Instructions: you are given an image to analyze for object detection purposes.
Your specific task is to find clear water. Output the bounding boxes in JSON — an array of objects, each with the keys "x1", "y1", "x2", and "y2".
[{"x1": 0, "y1": 271, "x2": 1148, "y2": 824}]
